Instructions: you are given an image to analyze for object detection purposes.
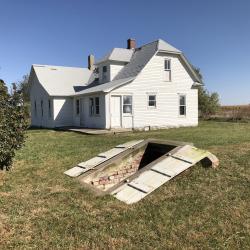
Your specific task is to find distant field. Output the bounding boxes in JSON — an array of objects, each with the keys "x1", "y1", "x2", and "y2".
[
  {"x1": 214, "y1": 105, "x2": 250, "y2": 121},
  {"x1": 0, "y1": 121, "x2": 249, "y2": 249}
]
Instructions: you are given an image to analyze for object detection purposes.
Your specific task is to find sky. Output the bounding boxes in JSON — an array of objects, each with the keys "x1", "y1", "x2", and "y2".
[{"x1": 0, "y1": 0, "x2": 249, "y2": 105}]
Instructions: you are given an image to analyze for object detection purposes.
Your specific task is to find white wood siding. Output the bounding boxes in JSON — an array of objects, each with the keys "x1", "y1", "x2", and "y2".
[
  {"x1": 110, "y1": 52, "x2": 198, "y2": 129},
  {"x1": 53, "y1": 98, "x2": 73, "y2": 127},
  {"x1": 110, "y1": 63, "x2": 124, "y2": 81},
  {"x1": 73, "y1": 94, "x2": 106, "y2": 128},
  {"x1": 30, "y1": 74, "x2": 54, "y2": 128},
  {"x1": 97, "y1": 62, "x2": 125, "y2": 83}
]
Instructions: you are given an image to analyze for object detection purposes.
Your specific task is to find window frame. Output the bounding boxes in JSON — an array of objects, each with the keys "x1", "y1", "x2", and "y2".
[
  {"x1": 76, "y1": 99, "x2": 80, "y2": 116},
  {"x1": 95, "y1": 97, "x2": 100, "y2": 115},
  {"x1": 48, "y1": 99, "x2": 52, "y2": 118},
  {"x1": 102, "y1": 65, "x2": 108, "y2": 82},
  {"x1": 34, "y1": 100, "x2": 37, "y2": 117},
  {"x1": 89, "y1": 96, "x2": 100, "y2": 116},
  {"x1": 122, "y1": 95, "x2": 133, "y2": 115},
  {"x1": 147, "y1": 94, "x2": 157, "y2": 108},
  {"x1": 164, "y1": 59, "x2": 172, "y2": 82},
  {"x1": 179, "y1": 94, "x2": 186, "y2": 116},
  {"x1": 41, "y1": 100, "x2": 43, "y2": 117}
]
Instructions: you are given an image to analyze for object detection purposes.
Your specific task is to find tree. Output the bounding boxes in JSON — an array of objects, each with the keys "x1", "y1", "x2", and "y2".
[
  {"x1": 193, "y1": 67, "x2": 220, "y2": 118},
  {"x1": 197, "y1": 85, "x2": 220, "y2": 118},
  {"x1": 17, "y1": 74, "x2": 30, "y2": 102},
  {"x1": 0, "y1": 79, "x2": 27, "y2": 170}
]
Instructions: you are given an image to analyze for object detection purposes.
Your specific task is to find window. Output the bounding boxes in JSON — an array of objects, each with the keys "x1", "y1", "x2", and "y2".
[
  {"x1": 34, "y1": 100, "x2": 37, "y2": 117},
  {"x1": 89, "y1": 98, "x2": 94, "y2": 116},
  {"x1": 164, "y1": 59, "x2": 171, "y2": 81},
  {"x1": 89, "y1": 97, "x2": 100, "y2": 116},
  {"x1": 148, "y1": 95, "x2": 156, "y2": 107},
  {"x1": 179, "y1": 95, "x2": 186, "y2": 116},
  {"x1": 102, "y1": 66, "x2": 107, "y2": 82},
  {"x1": 41, "y1": 100, "x2": 43, "y2": 117},
  {"x1": 123, "y1": 95, "x2": 132, "y2": 114},
  {"x1": 103, "y1": 66, "x2": 107, "y2": 73},
  {"x1": 95, "y1": 97, "x2": 100, "y2": 115},
  {"x1": 165, "y1": 59, "x2": 171, "y2": 70},
  {"x1": 48, "y1": 99, "x2": 52, "y2": 118},
  {"x1": 76, "y1": 99, "x2": 80, "y2": 115}
]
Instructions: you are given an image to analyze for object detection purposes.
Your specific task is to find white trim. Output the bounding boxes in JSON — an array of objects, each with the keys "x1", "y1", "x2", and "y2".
[
  {"x1": 178, "y1": 94, "x2": 187, "y2": 117},
  {"x1": 147, "y1": 93, "x2": 157, "y2": 109}
]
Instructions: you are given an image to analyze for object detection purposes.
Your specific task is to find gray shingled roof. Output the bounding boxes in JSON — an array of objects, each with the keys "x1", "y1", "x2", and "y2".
[
  {"x1": 31, "y1": 39, "x2": 201, "y2": 97},
  {"x1": 114, "y1": 40, "x2": 158, "y2": 80}
]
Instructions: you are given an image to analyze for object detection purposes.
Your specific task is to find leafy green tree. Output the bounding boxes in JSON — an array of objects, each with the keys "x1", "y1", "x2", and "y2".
[
  {"x1": 193, "y1": 67, "x2": 220, "y2": 118},
  {"x1": 0, "y1": 79, "x2": 27, "y2": 170},
  {"x1": 197, "y1": 86, "x2": 220, "y2": 118},
  {"x1": 16, "y1": 74, "x2": 31, "y2": 120},
  {"x1": 17, "y1": 74, "x2": 30, "y2": 102}
]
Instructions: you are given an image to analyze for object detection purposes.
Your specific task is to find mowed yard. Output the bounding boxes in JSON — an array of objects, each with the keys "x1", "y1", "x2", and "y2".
[{"x1": 0, "y1": 121, "x2": 249, "y2": 249}]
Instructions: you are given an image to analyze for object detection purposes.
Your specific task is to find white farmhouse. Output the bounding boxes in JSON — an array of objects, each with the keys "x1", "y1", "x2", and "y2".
[{"x1": 29, "y1": 39, "x2": 201, "y2": 130}]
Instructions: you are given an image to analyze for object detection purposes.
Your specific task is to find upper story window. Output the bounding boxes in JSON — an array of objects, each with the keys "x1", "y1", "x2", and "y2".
[
  {"x1": 123, "y1": 95, "x2": 132, "y2": 114},
  {"x1": 102, "y1": 66, "x2": 107, "y2": 82},
  {"x1": 76, "y1": 99, "x2": 80, "y2": 115},
  {"x1": 148, "y1": 95, "x2": 156, "y2": 108},
  {"x1": 103, "y1": 66, "x2": 107, "y2": 73},
  {"x1": 164, "y1": 59, "x2": 171, "y2": 81},
  {"x1": 179, "y1": 95, "x2": 186, "y2": 116},
  {"x1": 89, "y1": 97, "x2": 100, "y2": 116}
]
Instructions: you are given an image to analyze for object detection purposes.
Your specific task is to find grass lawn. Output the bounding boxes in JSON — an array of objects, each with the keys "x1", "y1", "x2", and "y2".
[{"x1": 0, "y1": 121, "x2": 249, "y2": 249}]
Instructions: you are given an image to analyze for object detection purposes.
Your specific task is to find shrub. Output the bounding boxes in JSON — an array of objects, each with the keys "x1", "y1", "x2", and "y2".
[
  {"x1": 0, "y1": 80, "x2": 27, "y2": 170},
  {"x1": 198, "y1": 86, "x2": 220, "y2": 118}
]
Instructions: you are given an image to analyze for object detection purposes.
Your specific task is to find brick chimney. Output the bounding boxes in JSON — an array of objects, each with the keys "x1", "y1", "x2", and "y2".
[
  {"x1": 88, "y1": 54, "x2": 94, "y2": 71},
  {"x1": 127, "y1": 38, "x2": 136, "y2": 49}
]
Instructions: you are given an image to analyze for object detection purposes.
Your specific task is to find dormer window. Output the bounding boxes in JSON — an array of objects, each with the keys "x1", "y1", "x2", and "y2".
[
  {"x1": 164, "y1": 59, "x2": 171, "y2": 81},
  {"x1": 95, "y1": 67, "x2": 99, "y2": 74},
  {"x1": 102, "y1": 66, "x2": 107, "y2": 82}
]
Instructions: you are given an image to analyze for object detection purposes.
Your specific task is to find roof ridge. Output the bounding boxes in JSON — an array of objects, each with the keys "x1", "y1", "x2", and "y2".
[
  {"x1": 32, "y1": 64, "x2": 89, "y2": 70},
  {"x1": 136, "y1": 39, "x2": 159, "y2": 49}
]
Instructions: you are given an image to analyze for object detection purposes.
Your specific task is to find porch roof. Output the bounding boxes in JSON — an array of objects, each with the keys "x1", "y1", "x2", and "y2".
[{"x1": 72, "y1": 76, "x2": 135, "y2": 96}]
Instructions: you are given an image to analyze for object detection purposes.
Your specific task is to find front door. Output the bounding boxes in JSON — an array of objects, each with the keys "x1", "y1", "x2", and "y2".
[{"x1": 111, "y1": 96, "x2": 121, "y2": 128}]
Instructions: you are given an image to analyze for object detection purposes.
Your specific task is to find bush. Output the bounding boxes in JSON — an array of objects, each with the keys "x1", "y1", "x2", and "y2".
[
  {"x1": 198, "y1": 86, "x2": 220, "y2": 118},
  {"x1": 192, "y1": 66, "x2": 220, "y2": 118},
  {"x1": 0, "y1": 80, "x2": 27, "y2": 170}
]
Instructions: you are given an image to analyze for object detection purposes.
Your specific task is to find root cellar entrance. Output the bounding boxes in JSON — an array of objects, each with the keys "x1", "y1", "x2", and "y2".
[{"x1": 79, "y1": 142, "x2": 177, "y2": 192}]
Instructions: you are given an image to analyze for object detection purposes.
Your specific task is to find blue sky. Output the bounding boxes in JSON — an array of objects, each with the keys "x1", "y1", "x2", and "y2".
[{"x1": 0, "y1": 0, "x2": 249, "y2": 105}]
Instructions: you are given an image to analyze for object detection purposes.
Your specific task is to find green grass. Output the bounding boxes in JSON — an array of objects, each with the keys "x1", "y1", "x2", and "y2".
[{"x1": 0, "y1": 121, "x2": 249, "y2": 249}]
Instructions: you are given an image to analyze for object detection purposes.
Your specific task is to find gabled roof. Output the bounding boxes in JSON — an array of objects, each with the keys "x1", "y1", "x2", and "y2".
[
  {"x1": 114, "y1": 40, "x2": 158, "y2": 80},
  {"x1": 114, "y1": 39, "x2": 201, "y2": 83},
  {"x1": 95, "y1": 48, "x2": 134, "y2": 64},
  {"x1": 73, "y1": 77, "x2": 135, "y2": 96},
  {"x1": 31, "y1": 39, "x2": 201, "y2": 97},
  {"x1": 31, "y1": 65, "x2": 94, "y2": 96},
  {"x1": 157, "y1": 39, "x2": 181, "y2": 53}
]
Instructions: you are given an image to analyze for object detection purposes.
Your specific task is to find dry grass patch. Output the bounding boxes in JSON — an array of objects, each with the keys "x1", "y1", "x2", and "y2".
[{"x1": 0, "y1": 121, "x2": 249, "y2": 249}]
